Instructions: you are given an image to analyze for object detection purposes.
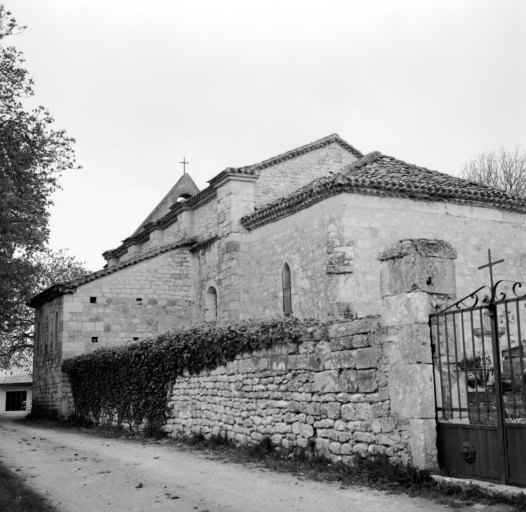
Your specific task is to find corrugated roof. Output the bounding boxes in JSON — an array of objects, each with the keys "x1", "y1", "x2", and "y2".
[
  {"x1": 241, "y1": 152, "x2": 526, "y2": 230},
  {"x1": 0, "y1": 373, "x2": 32, "y2": 385}
]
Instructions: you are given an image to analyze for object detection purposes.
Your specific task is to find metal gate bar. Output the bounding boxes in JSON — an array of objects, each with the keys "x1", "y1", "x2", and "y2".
[{"x1": 430, "y1": 269, "x2": 526, "y2": 486}]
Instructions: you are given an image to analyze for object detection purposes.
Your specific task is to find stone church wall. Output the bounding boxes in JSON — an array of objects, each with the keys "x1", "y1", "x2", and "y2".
[
  {"x1": 254, "y1": 142, "x2": 358, "y2": 206},
  {"x1": 243, "y1": 193, "x2": 526, "y2": 323},
  {"x1": 32, "y1": 296, "x2": 67, "y2": 415},
  {"x1": 163, "y1": 239, "x2": 454, "y2": 468},
  {"x1": 32, "y1": 248, "x2": 196, "y2": 415},
  {"x1": 115, "y1": 198, "x2": 219, "y2": 266},
  {"x1": 192, "y1": 198, "x2": 219, "y2": 241},
  {"x1": 245, "y1": 207, "x2": 331, "y2": 319},
  {"x1": 60, "y1": 249, "x2": 195, "y2": 352}
]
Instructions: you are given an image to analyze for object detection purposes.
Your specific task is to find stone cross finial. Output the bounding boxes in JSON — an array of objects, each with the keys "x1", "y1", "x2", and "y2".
[
  {"x1": 478, "y1": 249, "x2": 504, "y2": 289},
  {"x1": 179, "y1": 157, "x2": 189, "y2": 175}
]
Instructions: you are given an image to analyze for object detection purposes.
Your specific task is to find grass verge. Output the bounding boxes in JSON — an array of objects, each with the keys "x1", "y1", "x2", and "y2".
[
  {"x1": 169, "y1": 433, "x2": 526, "y2": 511},
  {"x1": 0, "y1": 458, "x2": 57, "y2": 512}
]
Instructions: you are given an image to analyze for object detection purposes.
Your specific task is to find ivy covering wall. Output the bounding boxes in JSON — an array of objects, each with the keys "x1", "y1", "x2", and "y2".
[{"x1": 62, "y1": 318, "x2": 318, "y2": 434}]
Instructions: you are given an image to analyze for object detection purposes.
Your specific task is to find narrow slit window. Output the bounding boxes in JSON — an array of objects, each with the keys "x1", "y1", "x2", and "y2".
[
  {"x1": 205, "y1": 286, "x2": 218, "y2": 321},
  {"x1": 282, "y1": 263, "x2": 292, "y2": 316},
  {"x1": 91, "y1": 336, "x2": 98, "y2": 343},
  {"x1": 133, "y1": 337, "x2": 139, "y2": 341},
  {"x1": 90, "y1": 297, "x2": 97, "y2": 304},
  {"x1": 54, "y1": 311, "x2": 59, "y2": 344}
]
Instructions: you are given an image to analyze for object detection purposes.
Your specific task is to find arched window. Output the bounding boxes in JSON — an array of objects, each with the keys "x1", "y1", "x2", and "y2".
[
  {"x1": 282, "y1": 263, "x2": 292, "y2": 316},
  {"x1": 205, "y1": 286, "x2": 218, "y2": 321}
]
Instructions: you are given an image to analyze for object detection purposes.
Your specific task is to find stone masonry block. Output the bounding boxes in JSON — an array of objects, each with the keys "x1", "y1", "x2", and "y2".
[
  {"x1": 341, "y1": 403, "x2": 373, "y2": 421},
  {"x1": 320, "y1": 402, "x2": 341, "y2": 419},
  {"x1": 378, "y1": 239, "x2": 456, "y2": 298},
  {"x1": 355, "y1": 348, "x2": 378, "y2": 369},
  {"x1": 378, "y1": 239, "x2": 457, "y2": 261},
  {"x1": 389, "y1": 363, "x2": 435, "y2": 419},
  {"x1": 313, "y1": 371, "x2": 340, "y2": 393},
  {"x1": 298, "y1": 423, "x2": 314, "y2": 438},
  {"x1": 380, "y1": 254, "x2": 456, "y2": 297},
  {"x1": 339, "y1": 370, "x2": 358, "y2": 393},
  {"x1": 356, "y1": 370, "x2": 377, "y2": 393},
  {"x1": 381, "y1": 292, "x2": 432, "y2": 326},
  {"x1": 409, "y1": 419, "x2": 438, "y2": 469},
  {"x1": 326, "y1": 350, "x2": 356, "y2": 370},
  {"x1": 382, "y1": 325, "x2": 432, "y2": 365},
  {"x1": 328, "y1": 317, "x2": 380, "y2": 339}
]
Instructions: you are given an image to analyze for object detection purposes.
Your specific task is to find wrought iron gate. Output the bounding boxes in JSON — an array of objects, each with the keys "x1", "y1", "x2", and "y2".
[{"x1": 430, "y1": 252, "x2": 526, "y2": 486}]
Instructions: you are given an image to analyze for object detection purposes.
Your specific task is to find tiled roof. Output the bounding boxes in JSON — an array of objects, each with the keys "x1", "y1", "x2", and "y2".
[
  {"x1": 241, "y1": 152, "x2": 526, "y2": 230},
  {"x1": 104, "y1": 134, "x2": 362, "y2": 258},
  {"x1": 28, "y1": 239, "x2": 196, "y2": 308},
  {"x1": 0, "y1": 372, "x2": 32, "y2": 385},
  {"x1": 208, "y1": 133, "x2": 362, "y2": 186}
]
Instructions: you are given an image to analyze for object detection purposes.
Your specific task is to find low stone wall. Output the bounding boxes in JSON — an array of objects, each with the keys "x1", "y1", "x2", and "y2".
[
  {"x1": 164, "y1": 317, "x2": 415, "y2": 464},
  {"x1": 164, "y1": 239, "x2": 458, "y2": 469}
]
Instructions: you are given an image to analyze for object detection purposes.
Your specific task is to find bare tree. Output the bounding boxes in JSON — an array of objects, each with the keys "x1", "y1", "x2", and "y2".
[{"x1": 461, "y1": 147, "x2": 526, "y2": 196}]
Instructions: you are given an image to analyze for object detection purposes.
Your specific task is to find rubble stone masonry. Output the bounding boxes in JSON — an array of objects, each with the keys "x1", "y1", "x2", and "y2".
[
  {"x1": 164, "y1": 318, "x2": 413, "y2": 463},
  {"x1": 164, "y1": 239, "x2": 456, "y2": 468}
]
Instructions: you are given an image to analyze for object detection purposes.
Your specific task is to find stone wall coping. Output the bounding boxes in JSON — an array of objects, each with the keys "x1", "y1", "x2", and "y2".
[{"x1": 378, "y1": 239, "x2": 457, "y2": 261}]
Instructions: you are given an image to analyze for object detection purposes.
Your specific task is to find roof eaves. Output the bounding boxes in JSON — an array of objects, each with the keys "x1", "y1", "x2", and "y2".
[
  {"x1": 240, "y1": 152, "x2": 526, "y2": 231},
  {"x1": 230, "y1": 134, "x2": 363, "y2": 175}
]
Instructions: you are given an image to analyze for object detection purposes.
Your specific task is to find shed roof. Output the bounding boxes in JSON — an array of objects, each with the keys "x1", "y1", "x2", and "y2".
[{"x1": 0, "y1": 372, "x2": 32, "y2": 385}]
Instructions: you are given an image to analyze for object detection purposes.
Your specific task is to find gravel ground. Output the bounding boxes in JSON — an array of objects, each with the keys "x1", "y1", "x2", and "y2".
[{"x1": 0, "y1": 418, "x2": 516, "y2": 512}]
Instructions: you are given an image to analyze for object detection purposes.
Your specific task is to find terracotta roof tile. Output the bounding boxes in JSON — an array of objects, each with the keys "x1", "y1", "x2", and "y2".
[{"x1": 241, "y1": 152, "x2": 526, "y2": 230}]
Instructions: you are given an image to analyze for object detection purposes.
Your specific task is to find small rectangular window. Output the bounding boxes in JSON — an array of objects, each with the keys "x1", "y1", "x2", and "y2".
[
  {"x1": 136, "y1": 298, "x2": 142, "y2": 305},
  {"x1": 90, "y1": 297, "x2": 97, "y2": 304},
  {"x1": 133, "y1": 337, "x2": 139, "y2": 341},
  {"x1": 91, "y1": 336, "x2": 98, "y2": 343}
]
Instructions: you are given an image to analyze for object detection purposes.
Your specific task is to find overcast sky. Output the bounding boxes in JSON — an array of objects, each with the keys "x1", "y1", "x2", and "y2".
[{"x1": 7, "y1": 0, "x2": 526, "y2": 270}]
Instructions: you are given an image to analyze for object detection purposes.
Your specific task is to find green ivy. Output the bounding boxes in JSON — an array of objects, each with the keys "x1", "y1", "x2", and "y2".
[{"x1": 62, "y1": 317, "x2": 319, "y2": 434}]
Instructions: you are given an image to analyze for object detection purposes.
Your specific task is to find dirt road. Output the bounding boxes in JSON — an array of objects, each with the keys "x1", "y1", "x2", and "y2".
[{"x1": 0, "y1": 418, "x2": 510, "y2": 512}]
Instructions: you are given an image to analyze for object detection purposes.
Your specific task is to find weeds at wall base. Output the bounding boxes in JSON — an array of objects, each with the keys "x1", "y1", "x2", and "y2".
[{"x1": 176, "y1": 434, "x2": 526, "y2": 511}]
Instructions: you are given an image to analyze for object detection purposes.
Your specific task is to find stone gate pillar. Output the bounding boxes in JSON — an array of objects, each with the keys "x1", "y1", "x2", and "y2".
[{"x1": 378, "y1": 239, "x2": 457, "y2": 468}]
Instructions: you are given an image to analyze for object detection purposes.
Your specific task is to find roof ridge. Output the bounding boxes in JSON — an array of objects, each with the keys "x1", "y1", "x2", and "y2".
[
  {"x1": 241, "y1": 152, "x2": 526, "y2": 231},
  {"x1": 104, "y1": 134, "x2": 363, "y2": 259},
  {"x1": 339, "y1": 151, "x2": 383, "y2": 175},
  {"x1": 230, "y1": 133, "x2": 362, "y2": 173},
  {"x1": 377, "y1": 153, "x2": 525, "y2": 199}
]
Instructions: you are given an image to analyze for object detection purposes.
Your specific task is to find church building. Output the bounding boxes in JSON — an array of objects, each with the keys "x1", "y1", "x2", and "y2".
[{"x1": 29, "y1": 134, "x2": 526, "y2": 415}]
